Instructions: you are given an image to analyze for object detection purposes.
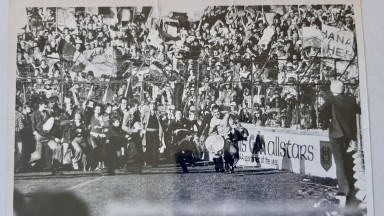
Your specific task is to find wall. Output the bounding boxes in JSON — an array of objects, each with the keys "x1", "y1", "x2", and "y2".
[{"x1": 236, "y1": 124, "x2": 336, "y2": 178}]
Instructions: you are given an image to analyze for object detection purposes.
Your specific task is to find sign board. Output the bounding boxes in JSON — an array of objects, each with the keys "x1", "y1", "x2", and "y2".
[{"x1": 236, "y1": 124, "x2": 336, "y2": 178}]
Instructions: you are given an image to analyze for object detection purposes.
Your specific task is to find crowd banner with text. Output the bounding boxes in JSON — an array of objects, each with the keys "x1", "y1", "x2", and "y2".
[
  {"x1": 322, "y1": 24, "x2": 355, "y2": 60},
  {"x1": 236, "y1": 124, "x2": 336, "y2": 179}
]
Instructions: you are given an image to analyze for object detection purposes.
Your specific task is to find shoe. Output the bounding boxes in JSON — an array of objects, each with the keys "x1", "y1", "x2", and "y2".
[
  {"x1": 73, "y1": 163, "x2": 79, "y2": 171},
  {"x1": 215, "y1": 167, "x2": 219, "y2": 172},
  {"x1": 219, "y1": 168, "x2": 225, "y2": 173}
]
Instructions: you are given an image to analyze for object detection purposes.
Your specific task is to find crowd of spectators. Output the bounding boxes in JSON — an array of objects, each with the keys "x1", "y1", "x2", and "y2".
[{"x1": 16, "y1": 5, "x2": 359, "y2": 130}]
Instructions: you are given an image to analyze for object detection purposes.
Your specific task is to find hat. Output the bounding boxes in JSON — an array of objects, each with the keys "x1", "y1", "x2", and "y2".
[{"x1": 330, "y1": 80, "x2": 344, "y2": 94}]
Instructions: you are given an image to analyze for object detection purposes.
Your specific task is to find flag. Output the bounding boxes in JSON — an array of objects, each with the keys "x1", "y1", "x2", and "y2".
[
  {"x1": 157, "y1": 23, "x2": 180, "y2": 42},
  {"x1": 124, "y1": 77, "x2": 134, "y2": 100},
  {"x1": 147, "y1": 28, "x2": 164, "y2": 48},
  {"x1": 100, "y1": 7, "x2": 118, "y2": 25},
  {"x1": 103, "y1": 85, "x2": 115, "y2": 104},
  {"x1": 61, "y1": 40, "x2": 76, "y2": 62},
  {"x1": 57, "y1": 7, "x2": 77, "y2": 30},
  {"x1": 119, "y1": 7, "x2": 132, "y2": 21},
  {"x1": 258, "y1": 26, "x2": 275, "y2": 48},
  {"x1": 265, "y1": 13, "x2": 276, "y2": 26}
]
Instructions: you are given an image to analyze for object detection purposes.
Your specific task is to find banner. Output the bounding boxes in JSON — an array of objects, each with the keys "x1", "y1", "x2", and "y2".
[
  {"x1": 322, "y1": 24, "x2": 354, "y2": 60},
  {"x1": 302, "y1": 27, "x2": 323, "y2": 48},
  {"x1": 83, "y1": 47, "x2": 120, "y2": 77},
  {"x1": 57, "y1": 7, "x2": 77, "y2": 30},
  {"x1": 119, "y1": 7, "x2": 132, "y2": 21},
  {"x1": 236, "y1": 124, "x2": 336, "y2": 178},
  {"x1": 264, "y1": 12, "x2": 276, "y2": 25}
]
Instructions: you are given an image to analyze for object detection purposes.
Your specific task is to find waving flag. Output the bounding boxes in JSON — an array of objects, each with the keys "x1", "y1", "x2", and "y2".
[{"x1": 60, "y1": 40, "x2": 76, "y2": 62}]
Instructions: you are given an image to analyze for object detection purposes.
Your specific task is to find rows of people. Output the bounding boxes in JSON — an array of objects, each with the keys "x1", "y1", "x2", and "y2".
[
  {"x1": 15, "y1": 93, "x2": 265, "y2": 174},
  {"x1": 16, "y1": 5, "x2": 358, "y2": 132}
]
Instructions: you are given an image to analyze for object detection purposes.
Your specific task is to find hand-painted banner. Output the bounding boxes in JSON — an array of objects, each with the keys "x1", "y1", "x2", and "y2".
[
  {"x1": 83, "y1": 47, "x2": 118, "y2": 77},
  {"x1": 322, "y1": 24, "x2": 354, "y2": 60}
]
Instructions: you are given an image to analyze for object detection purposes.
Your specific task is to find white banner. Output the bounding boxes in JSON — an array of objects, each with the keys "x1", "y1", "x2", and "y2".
[
  {"x1": 302, "y1": 27, "x2": 323, "y2": 48},
  {"x1": 237, "y1": 124, "x2": 336, "y2": 178},
  {"x1": 322, "y1": 24, "x2": 354, "y2": 60}
]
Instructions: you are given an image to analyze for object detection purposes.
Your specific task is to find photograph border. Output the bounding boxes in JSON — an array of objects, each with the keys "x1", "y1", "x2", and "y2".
[{"x1": 5, "y1": 0, "x2": 373, "y2": 215}]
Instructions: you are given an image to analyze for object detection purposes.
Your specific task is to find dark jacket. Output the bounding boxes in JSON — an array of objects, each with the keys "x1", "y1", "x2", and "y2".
[
  {"x1": 196, "y1": 113, "x2": 212, "y2": 137},
  {"x1": 320, "y1": 94, "x2": 361, "y2": 140},
  {"x1": 60, "y1": 107, "x2": 78, "y2": 143},
  {"x1": 31, "y1": 110, "x2": 50, "y2": 136},
  {"x1": 252, "y1": 135, "x2": 265, "y2": 154},
  {"x1": 106, "y1": 125, "x2": 127, "y2": 149}
]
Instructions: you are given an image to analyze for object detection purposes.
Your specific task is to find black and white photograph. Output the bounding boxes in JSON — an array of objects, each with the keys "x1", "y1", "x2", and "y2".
[{"x1": 7, "y1": 0, "x2": 371, "y2": 215}]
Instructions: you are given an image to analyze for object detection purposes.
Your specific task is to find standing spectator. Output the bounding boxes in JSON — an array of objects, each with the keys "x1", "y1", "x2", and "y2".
[
  {"x1": 105, "y1": 117, "x2": 127, "y2": 175},
  {"x1": 18, "y1": 103, "x2": 34, "y2": 172},
  {"x1": 89, "y1": 103, "x2": 106, "y2": 170},
  {"x1": 30, "y1": 101, "x2": 50, "y2": 167},
  {"x1": 141, "y1": 101, "x2": 164, "y2": 167},
  {"x1": 252, "y1": 131, "x2": 265, "y2": 168},
  {"x1": 15, "y1": 102, "x2": 25, "y2": 172},
  {"x1": 319, "y1": 80, "x2": 360, "y2": 205},
  {"x1": 70, "y1": 112, "x2": 89, "y2": 171}
]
